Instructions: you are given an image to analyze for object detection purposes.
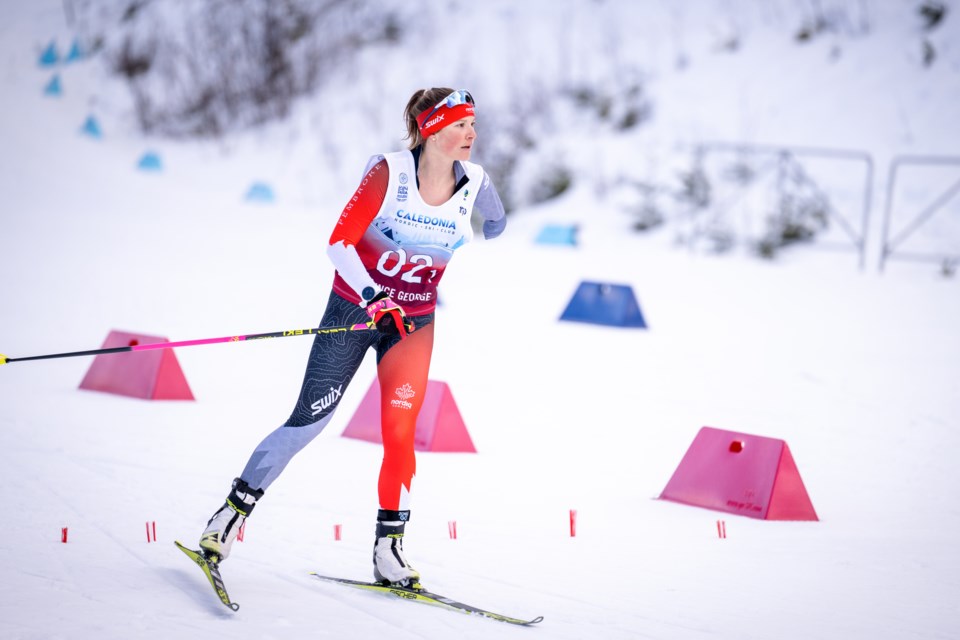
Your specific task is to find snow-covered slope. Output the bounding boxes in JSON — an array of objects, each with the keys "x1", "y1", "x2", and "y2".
[{"x1": 1, "y1": 1, "x2": 958, "y2": 639}]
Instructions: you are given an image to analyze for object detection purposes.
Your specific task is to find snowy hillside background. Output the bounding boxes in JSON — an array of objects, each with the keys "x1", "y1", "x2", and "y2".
[{"x1": 1, "y1": 1, "x2": 959, "y2": 639}]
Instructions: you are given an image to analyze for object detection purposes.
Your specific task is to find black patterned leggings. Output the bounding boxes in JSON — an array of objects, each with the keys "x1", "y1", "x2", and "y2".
[{"x1": 238, "y1": 290, "x2": 435, "y2": 508}]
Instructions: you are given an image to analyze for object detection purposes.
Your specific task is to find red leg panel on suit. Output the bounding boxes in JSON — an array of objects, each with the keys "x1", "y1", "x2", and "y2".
[{"x1": 376, "y1": 323, "x2": 434, "y2": 511}]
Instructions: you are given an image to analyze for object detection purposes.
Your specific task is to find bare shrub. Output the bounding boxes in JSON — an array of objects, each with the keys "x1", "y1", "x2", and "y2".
[{"x1": 84, "y1": 0, "x2": 404, "y2": 137}]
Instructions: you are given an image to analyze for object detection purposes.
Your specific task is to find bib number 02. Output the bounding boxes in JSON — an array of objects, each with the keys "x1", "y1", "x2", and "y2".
[{"x1": 376, "y1": 248, "x2": 436, "y2": 283}]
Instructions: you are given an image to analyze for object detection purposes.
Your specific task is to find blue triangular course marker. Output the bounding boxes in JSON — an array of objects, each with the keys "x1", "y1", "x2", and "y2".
[
  {"x1": 559, "y1": 281, "x2": 648, "y2": 329},
  {"x1": 535, "y1": 223, "x2": 578, "y2": 246},
  {"x1": 245, "y1": 182, "x2": 275, "y2": 203},
  {"x1": 44, "y1": 74, "x2": 62, "y2": 97},
  {"x1": 81, "y1": 115, "x2": 103, "y2": 139},
  {"x1": 65, "y1": 39, "x2": 84, "y2": 63},
  {"x1": 39, "y1": 41, "x2": 58, "y2": 67},
  {"x1": 137, "y1": 151, "x2": 163, "y2": 171}
]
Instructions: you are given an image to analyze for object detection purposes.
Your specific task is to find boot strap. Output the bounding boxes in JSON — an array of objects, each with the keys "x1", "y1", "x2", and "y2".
[
  {"x1": 376, "y1": 521, "x2": 406, "y2": 537},
  {"x1": 377, "y1": 509, "x2": 410, "y2": 522}
]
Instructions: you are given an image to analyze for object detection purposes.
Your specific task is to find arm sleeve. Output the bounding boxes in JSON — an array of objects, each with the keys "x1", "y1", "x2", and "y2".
[
  {"x1": 472, "y1": 172, "x2": 507, "y2": 240},
  {"x1": 327, "y1": 158, "x2": 389, "y2": 302}
]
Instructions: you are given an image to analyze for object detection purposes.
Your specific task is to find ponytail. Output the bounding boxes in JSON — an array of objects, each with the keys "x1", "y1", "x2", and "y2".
[{"x1": 402, "y1": 87, "x2": 456, "y2": 149}]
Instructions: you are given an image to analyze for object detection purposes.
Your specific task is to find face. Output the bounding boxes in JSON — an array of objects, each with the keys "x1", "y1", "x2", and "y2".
[{"x1": 432, "y1": 116, "x2": 477, "y2": 161}]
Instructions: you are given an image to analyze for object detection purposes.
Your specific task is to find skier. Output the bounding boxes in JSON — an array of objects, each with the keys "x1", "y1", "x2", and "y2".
[{"x1": 197, "y1": 88, "x2": 506, "y2": 588}]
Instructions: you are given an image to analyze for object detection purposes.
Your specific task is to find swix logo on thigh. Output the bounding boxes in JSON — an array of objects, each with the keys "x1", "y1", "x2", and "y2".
[
  {"x1": 310, "y1": 384, "x2": 344, "y2": 416},
  {"x1": 391, "y1": 383, "x2": 415, "y2": 410}
]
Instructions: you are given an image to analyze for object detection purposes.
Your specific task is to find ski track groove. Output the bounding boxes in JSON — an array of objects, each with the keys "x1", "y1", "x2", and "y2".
[
  {"x1": 6, "y1": 446, "x2": 236, "y2": 619},
  {"x1": 241, "y1": 555, "x2": 432, "y2": 636}
]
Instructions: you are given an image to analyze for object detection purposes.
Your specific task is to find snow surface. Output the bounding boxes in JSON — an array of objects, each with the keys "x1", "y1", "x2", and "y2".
[{"x1": 1, "y1": 1, "x2": 959, "y2": 639}]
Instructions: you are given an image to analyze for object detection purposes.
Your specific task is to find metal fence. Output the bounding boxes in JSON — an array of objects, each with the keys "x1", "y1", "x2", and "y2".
[
  {"x1": 693, "y1": 142, "x2": 874, "y2": 269},
  {"x1": 879, "y1": 155, "x2": 960, "y2": 274}
]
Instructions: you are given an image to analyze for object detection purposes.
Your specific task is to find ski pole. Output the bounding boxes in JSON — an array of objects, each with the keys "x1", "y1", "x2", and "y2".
[{"x1": 0, "y1": 322, "x2": 377, "y2": 366}]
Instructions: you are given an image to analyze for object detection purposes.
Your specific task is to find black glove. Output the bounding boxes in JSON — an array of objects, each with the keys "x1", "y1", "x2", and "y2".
[{"x1": 364, "y1": 291, "x2": 411, "y2": 338}]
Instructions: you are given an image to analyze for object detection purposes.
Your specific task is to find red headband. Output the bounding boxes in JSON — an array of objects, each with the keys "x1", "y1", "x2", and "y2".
[{"x1": 416, "y1": 102, "x2": 475, "y2": 138}]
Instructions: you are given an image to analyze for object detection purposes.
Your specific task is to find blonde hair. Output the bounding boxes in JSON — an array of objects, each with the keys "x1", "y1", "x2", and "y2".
[{"x1": 403, "y1": 87, "x2": 456, "y2": 150}]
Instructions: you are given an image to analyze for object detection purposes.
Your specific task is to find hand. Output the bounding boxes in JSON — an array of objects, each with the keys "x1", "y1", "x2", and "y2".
[{"x1": 365, "y1": 292, "x2": 410, "y2": 339}]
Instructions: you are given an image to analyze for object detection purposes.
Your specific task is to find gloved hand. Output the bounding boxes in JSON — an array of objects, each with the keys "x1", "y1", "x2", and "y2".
[{"x1": 365, "y1": 292, "x2": 411, "y2": 339}]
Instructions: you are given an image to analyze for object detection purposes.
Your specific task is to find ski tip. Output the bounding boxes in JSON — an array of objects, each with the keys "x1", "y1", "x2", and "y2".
[
  {"x1": 175, "y1": 540, "x2": 222, "y2": 564},
  {"x1": 0, "y1": 354, "x2": 8, "y2": 365},
  {"x1": 174, "y1": 540, "x2": 201, "y2": 561}
]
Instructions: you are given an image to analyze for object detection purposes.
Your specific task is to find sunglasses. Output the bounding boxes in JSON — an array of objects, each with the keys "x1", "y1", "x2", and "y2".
[{"x1": 419, "y1": 90, "x2": 475, "y2": 127}]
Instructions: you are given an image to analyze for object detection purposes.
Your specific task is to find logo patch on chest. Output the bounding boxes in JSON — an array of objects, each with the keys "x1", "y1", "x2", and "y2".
[{"x1": 395, "y1": 209, "x2": 457, "y2": 234}]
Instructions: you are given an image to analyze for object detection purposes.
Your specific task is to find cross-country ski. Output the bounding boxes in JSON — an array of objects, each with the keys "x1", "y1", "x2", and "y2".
[{"x1": 310, "y1": 573, "x2": 543, "y2": 626}]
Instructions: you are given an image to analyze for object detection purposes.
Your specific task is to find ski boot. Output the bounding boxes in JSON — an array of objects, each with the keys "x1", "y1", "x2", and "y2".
[
  {"x1": 372, "y1": 509, "x2": 421, "y2": 588},
  {"x1": 199, "y1": 477, "x2": 264, "y2": 562}
]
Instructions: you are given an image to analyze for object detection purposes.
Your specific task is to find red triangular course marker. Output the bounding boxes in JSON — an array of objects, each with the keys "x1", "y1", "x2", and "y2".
[
  {"x1": 342, "y1": 379, "x2": 476, "y2": 453},
  {"x1": 79, "y1": 330, "x2": 194, "y2": 400},
  {"x1": 659, "y1": 426, "x2": 817, "y2": 520}
]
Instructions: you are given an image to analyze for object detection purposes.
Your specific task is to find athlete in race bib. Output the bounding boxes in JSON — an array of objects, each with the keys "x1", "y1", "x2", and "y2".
[{"x1": 197, "y1": 88, "x2": 505, "y2": 588}]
